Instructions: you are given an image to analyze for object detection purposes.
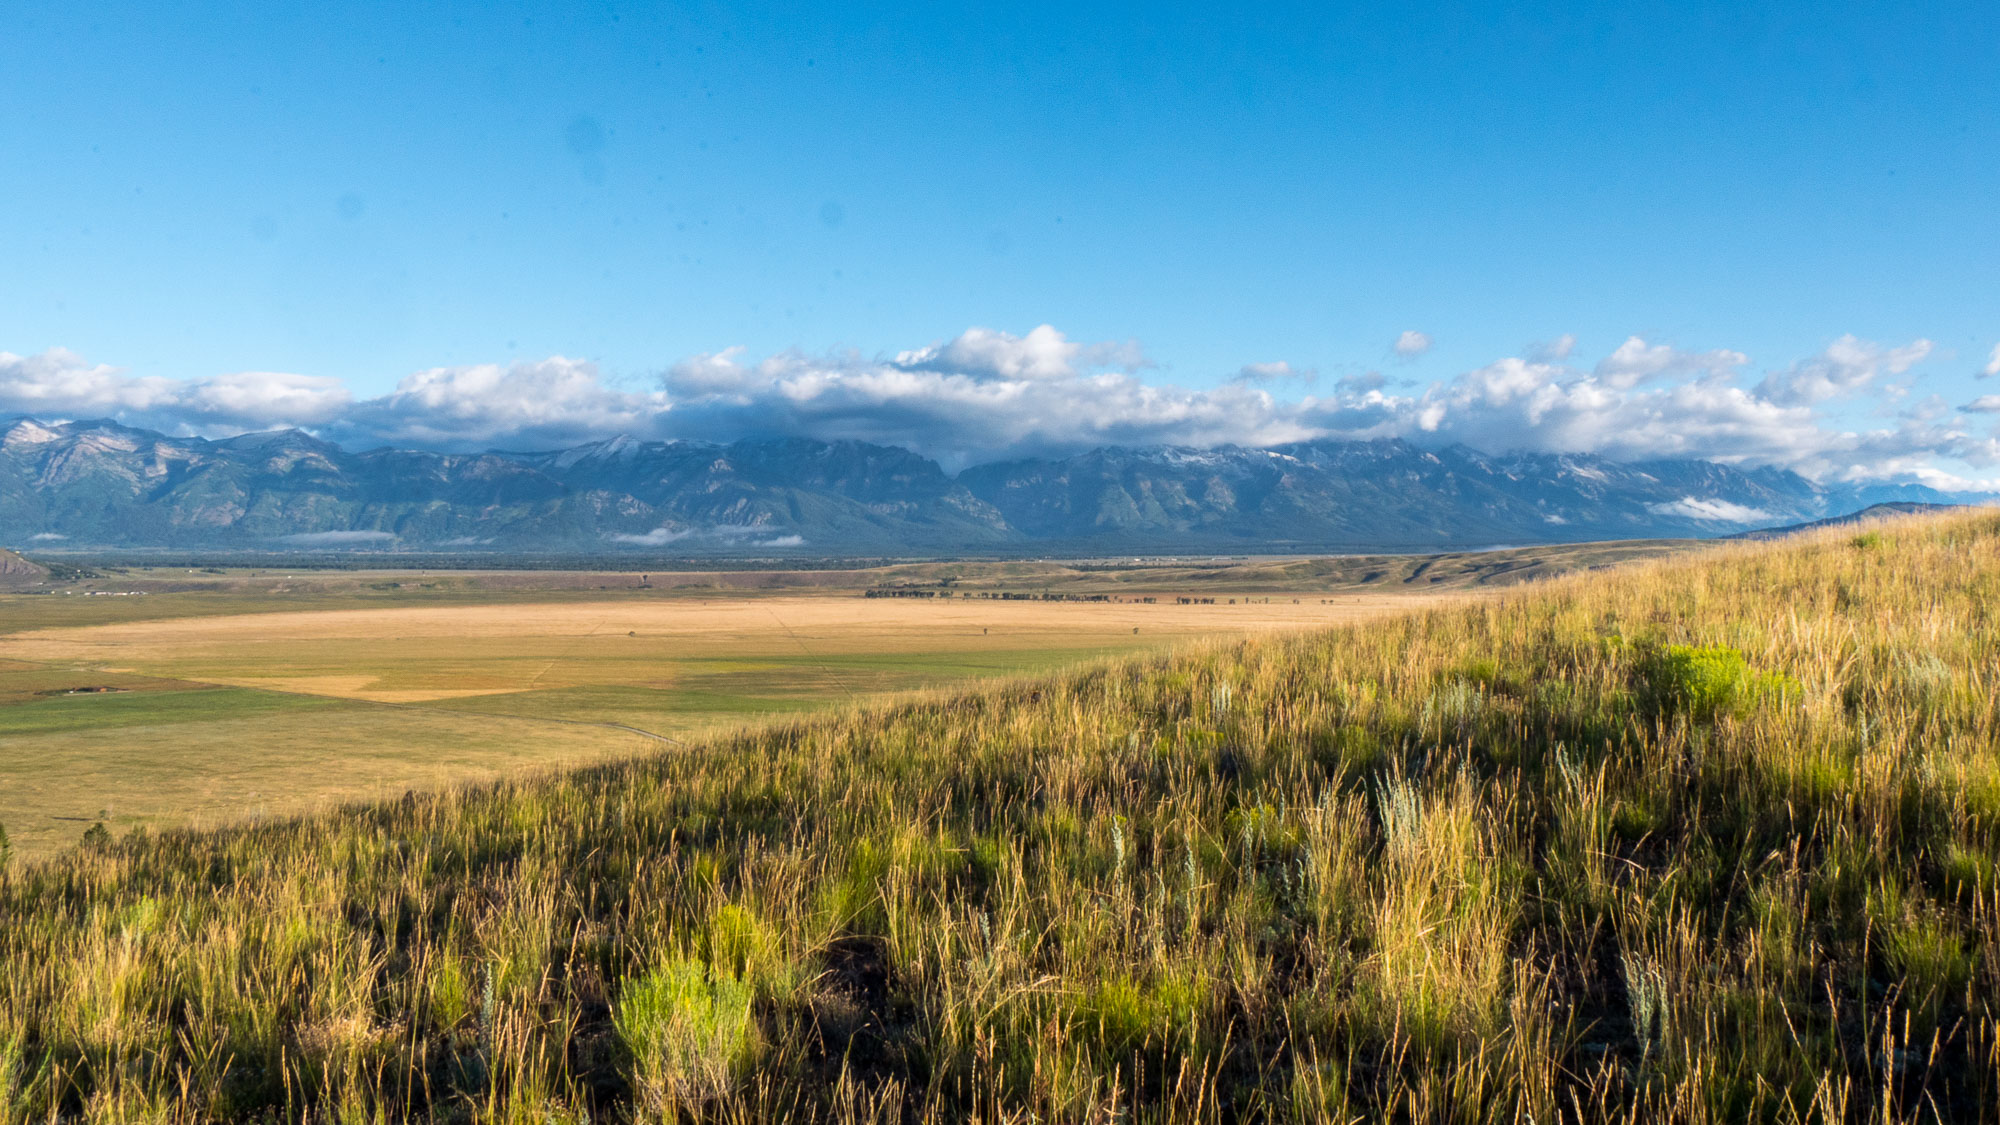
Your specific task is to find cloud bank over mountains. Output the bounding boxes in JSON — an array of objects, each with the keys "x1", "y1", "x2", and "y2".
[{"x1": 5, "y1": 326, "x2": 1998, "y2": 486}]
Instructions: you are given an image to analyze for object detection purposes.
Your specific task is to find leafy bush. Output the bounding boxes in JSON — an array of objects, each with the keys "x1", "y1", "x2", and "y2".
[
  {"x1": 615, "y1": 957, "x2": 757, "y2": 1110},
  {"x1": 1639, "y1": 644, "x2": 1796, "y2": 720}
]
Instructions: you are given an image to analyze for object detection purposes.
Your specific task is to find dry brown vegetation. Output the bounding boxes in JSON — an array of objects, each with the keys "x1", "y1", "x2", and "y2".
[{"x1": 2, "y1": 511, "x2": 1996, "y2": 1122}]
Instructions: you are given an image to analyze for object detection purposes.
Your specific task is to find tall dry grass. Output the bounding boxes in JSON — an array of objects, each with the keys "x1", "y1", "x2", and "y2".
[{"x1": 2, "y1": 509, "x2": 1998, "y2": 1122}]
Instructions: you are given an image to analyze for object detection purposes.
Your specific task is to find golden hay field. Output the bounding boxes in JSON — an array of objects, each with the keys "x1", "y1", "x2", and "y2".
[
  {"x1": 0, "y1": 588, "x2": 1438, "y2": 858},
  {"x1": 0, "y1": 593, "x2": 1427, "y2": 702}
]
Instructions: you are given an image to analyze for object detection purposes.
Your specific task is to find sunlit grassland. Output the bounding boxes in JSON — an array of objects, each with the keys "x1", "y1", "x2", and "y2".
[
  {"x1": 0, "y1": 644, "x2": 1169, "y2": 861},
  {"x1": 0, "y1": 589, "x2": 1393, "y2": 859},
  {"x1": 2, "y1": 511, "x2": 1997, "y2": 1122}
]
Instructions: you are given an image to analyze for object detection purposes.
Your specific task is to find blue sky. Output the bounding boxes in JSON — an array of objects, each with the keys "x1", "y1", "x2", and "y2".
[{"x1": 3, "y1": 2, "x2": 1998, "y2": 481}]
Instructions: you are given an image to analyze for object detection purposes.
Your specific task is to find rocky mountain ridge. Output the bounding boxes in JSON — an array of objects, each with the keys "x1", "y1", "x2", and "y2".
[{"x1": 0, "y1": 417, "x2": 1963, "y2": 554}]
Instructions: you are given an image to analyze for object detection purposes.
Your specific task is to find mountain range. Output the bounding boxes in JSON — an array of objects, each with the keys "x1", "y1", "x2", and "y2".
[{"x1": 0, "y1": 416, "x2": 1967, "y2": 555}]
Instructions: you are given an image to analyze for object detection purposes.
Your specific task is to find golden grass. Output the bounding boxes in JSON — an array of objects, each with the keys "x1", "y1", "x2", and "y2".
[
  {"x1": 1, "y1": 510, "x2": 1994, "y2": 1122},
  {"x1": 0, "y1": 592, "x2": 1435, "y2": 860}
]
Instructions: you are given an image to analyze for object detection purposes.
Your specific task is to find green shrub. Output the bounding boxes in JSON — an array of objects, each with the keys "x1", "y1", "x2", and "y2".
[
  {"x1": 1449, "y1": 655, "x2": 1523, "y2": 696},
  {"x1": 615, "y1": 957, "x2": 757, "y2": 1109},
  {"x1": 1851, "y1": 531, "x2": 1885, "y2": 550},
  {"x1": 79, "y1": 822, "x2": 111, "y2": 852},
  {"x1": 704, "y1": 903, "x2": 794, "y2": 997},
  {"x1": 1640, "y1": 644, "x2": 1796, "y2": 720}
]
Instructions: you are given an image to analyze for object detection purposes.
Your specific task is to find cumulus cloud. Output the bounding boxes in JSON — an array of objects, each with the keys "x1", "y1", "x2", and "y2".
[
  {"x1": 329, "y1": 357, "x2": 666, "y2": 450},
  {"x1": 660, "y1": 335, "x2": 1320, "y2": 467},
  {"x1": 892, "y1": 325, "x2": 1143, "y2": 381},
  {"x1": 1592, "y1": 337, "x2": 1747, "y2": 389},
  {"x1": 650, "y1": 330, "x2": 1963, "y2": 477},
  {"x1": 1, "y1": 326, "x2": 1986, "y2": 486},
  {"x1": 1393, "y1": 330, "x2": 1432, "y2": 358},
  {"x1": 184, "y1": 372, "x2": 350, "y2": 424},
  {"x1": 1983, "y1": 343, "x2": 2000, "y2": 378},
  {"x1": 0, "y1": 348, "x2": 350, "y2": 433},
  {"x1": 1754, "y1": 334, "x2": 1933, "y2": 406},
  {"x1": 1373, "y1": 336, "x2": 1984, "y2": 480}
]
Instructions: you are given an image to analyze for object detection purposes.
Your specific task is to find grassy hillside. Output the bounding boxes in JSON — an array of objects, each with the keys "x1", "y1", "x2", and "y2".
[
  {"x1": 0, "y1": 593, "x2": 1405, "y2": 860},
  {"x1": 0, "y1": 549, "x2": 44, "y2": 591},
  {"x1": 2, "y1": 511, "x2": 1997, "y2": 1122}
]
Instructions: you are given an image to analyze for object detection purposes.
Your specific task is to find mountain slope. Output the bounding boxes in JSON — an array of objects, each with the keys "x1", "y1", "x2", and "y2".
[
  {"x1": 1724, "y1": 500, "x2": 1966, "y2": 540},
  {"x1": 0, "y1": 417, "x2": 1971, "y2": 552},
  {"x1": 955, "y1": 439, "x2": 1912, "y2": 548},
  {"x1": 0, "y1": 546, "x2": 47, "y2": 588}
]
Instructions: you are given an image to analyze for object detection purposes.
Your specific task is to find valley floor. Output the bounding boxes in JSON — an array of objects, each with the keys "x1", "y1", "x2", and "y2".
[{"x1": 0, "y1": 583, "x2": 1435, "y2": 859}]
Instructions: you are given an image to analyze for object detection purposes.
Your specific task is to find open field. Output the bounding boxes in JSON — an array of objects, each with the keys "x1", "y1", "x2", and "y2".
[
  {"x1": 0, "y1": 538, "x2": 1678, "y2": 859},
  {"x1": 0, "y1": 588, "x2": 1437, "y2": 859},
  {"x1": 0, "y1": 535, "x2": 1698, "y2": 615},
  {"x1": 0, "y1": 508, "x2": 1992, "y2": 1122}
]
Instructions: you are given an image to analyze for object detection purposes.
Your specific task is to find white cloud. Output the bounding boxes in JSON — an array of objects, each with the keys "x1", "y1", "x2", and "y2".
[
  {"x1": 1754, "y1": 334, "x2": 1933, "y2": 406},
  {"x1": 1963, "y1": 395, "x2": 2000, "y2": 414},
  {"x1": 29, "y1": 532, "x2": 66, "y2": 541},
  {"x1": 1592, "y1": 336, "x2": 1746, "y2": 389},
  {"x1": 333, "y1": 357, "x2": 664, "y2": 449},
  {"x1": 1398, "y1": 351, "x2": 1819, "y2": 463},
  {"x1": 1393, "y1": 330, "x2": 1432, "y2": 358},
  {"x1": 1230, "y1": 361, "x2": 1314, "y2": 385},
  {"x1": 1645, "y1": 497, "x2": 1775, "y2": 523},
  {"x1": 3, "y1": 327, "x2": 1993, "y2": 486},
  {"x1": 611, "y1": 527, "x2": 693, "y2": 546},
  {"x1": 891, "y1": 325, "x2": 1142, "y2": 381},
  {"x1": 182, "y1": 371, "x2": 349, "y2": 424},
  {"x1": 282, "y1": 530, "x2": 397, "y2": 546},
  {"x1": 1, "y1": 347, "x2": 173, "y2": 415},
  {"x1": 0, "y1": 348, "x2": 350, "y2": 432},
  {"x1": 1526, "y1": 334, "x2": 1577, "y2": 362},
  {"x1": 1983, "y1": 343, "x2": 2000, "y2": 378},
  {"x1": 609, "y1": 526, "x2": 805, "y2": 548},
  {"x1": 659, "y1": 344, "x2": 1323, "y2": 468}
]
